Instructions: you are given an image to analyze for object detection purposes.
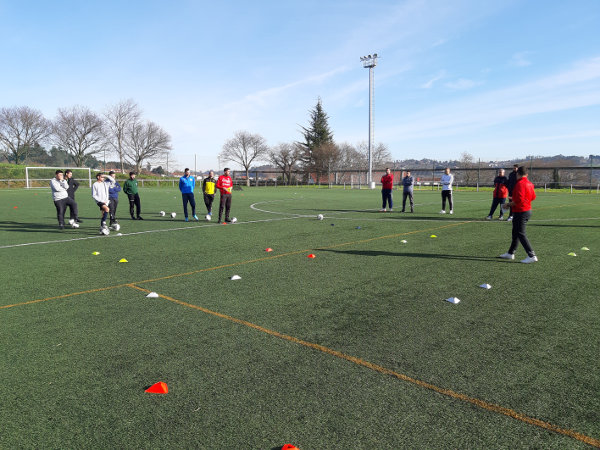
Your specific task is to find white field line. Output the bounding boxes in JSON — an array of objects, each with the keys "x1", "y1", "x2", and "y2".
[{"x1": 0, "y1": 216, "x2": 302, "y2": 250}]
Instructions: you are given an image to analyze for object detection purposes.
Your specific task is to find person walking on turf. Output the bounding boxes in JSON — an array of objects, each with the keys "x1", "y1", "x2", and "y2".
[
  {"x1": 486, "y1": 168, "x2": 508, "y2": 220},
  {"x1": 440, "y1": 167, "x2": 454, "y2": 214},
  {"x1": 506, "y1": 164, "x2": 519, "y2": 222},
  {"x1": 64, "y1": 169, "x2": 82, "y2": 224},
  {"x1": 123, "y1": 171, "x2": 143, "y2": 220},
  {"x1": 105, "y1": 170, "x2": 121, "y2": 226},
  {"x1": 380, "y1": 168, "x2": 394, "y2": 212},
  {"x1": 202, "y1": 170, "x2": 217, "y2": 217},
  {"x1": 50, "y1": 170, "x2": 76, "y2": 230},
  {"x1": 499, "y1": 166, "x2": 538, "y2": 263},
  {"x1": 401, "y1": 170, "x2": 414, "y2": 213},
  {"x1": 91, "y1": 172, "x2": 110, "y2": 233},
  {"x1": 216, "y1": 167, "x2": 233, "y2": 223},
  {"x1": 179, "y1": 168, "x2": 198, "y2": 221}
]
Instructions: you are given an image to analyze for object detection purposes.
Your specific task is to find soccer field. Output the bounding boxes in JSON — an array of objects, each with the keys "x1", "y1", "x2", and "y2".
[{"x1": 1, "y1": 186, "x2": 599, "y2": 448}]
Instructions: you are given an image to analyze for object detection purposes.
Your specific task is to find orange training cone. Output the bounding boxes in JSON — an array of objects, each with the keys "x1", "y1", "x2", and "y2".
[
  {"x1": 281, "y1": 445, "x2": 300, "y2": 450},
  {"x1": 307, "y1": 254, "x2": 316, "y2": 259},
  {"x1": 145, "y1": 381, "x2": 168, "y2": 394},
  {"x1": 265, "y1": 248, "x2": 273, "y2": 252}
]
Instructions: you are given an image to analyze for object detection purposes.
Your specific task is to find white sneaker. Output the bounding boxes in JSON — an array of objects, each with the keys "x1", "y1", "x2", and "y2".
[
  {"x1": 486, "y1": 216, "x2": 492, "y2": 220},
  {"x1": 379, "y1": 208, "x2": 386, "y2": 212},
  {"x1": 521, "y1": 255, "x2": 538, "y2": 264},
  {"x1": 498, "y1": 216, "x2": 505, "y2": 221},
  {"x1": 507, "y1": 216, "x2": 513, "y2": 222},
  {"x1": 440, "y1": 210, "x2": 446, "y2": 214},
  {"x1": 499, "y1": 253, "x2": 515, "y2": 260},
  {"x1": 449, "y1": 210, "x2": 453, "y2": 215}
]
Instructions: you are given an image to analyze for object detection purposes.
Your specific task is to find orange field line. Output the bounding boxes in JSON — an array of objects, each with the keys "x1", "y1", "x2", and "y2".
[
  {"x1": 127, "y1": 283, "x2": 600, "y2": 448},
  {"x1": 1, "y1": 221, "x2": 471, "y2": 310}
]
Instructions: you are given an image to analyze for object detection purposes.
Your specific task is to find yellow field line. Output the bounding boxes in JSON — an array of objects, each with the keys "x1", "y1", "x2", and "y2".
[
  {"x1": 127, "y1": 284, "x2": 600, "y2": 448},
  {"x1": 1, "y1": 221, "x2": 471, "y2": 310}
]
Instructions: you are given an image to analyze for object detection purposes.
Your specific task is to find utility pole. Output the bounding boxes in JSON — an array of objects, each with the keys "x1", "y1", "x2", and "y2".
[{"x1": 360, "y1": 53, "x2": 378, "y2": 187}]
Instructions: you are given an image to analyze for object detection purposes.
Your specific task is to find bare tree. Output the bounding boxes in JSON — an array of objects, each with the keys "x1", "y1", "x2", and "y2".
[
  {"x1": 104, "y1": 99, "x2": 141, "y2": 173},
  {"x1": 0, "y1": 106, "x2": 51, "y2": 164},
  {"x1": 269, "y1": 142, "x2": 301, "y2": 185},
  {"x1": 339, "y1": 142, "x2": 365, "y2": 169},
  {"x1": 459, "y1": 151, "x2": 476, "y2": 184},
  {"x1": 356, "y1": 141, "x2": 392, "y2": 169},
  {"x1": 124, "y1": 120, "x2": 172, "y2": 174},
  {"x1": 52, "y1": 106, "x2": 105, "y2": 167},
  {"x1": 311, "y1": 142, "x2": 341, "y2": 183},
  {"x1": 220, "y1": 131, "x2": 268, "y2": 186}
]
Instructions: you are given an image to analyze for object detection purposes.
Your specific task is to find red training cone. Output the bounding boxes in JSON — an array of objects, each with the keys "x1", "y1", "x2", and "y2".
[
  {"x1": 307, "y1": 254, "x2": 316, "y2": 259},
  {"x1": 265, "y1": 248, "x2": 273, "y2": 252},
  {"x1": 145, "y1": 381, "x2": 168, "y2": 394},
  {"x1": 281, "y1": 445, "x2": 300, "y2": 450}
]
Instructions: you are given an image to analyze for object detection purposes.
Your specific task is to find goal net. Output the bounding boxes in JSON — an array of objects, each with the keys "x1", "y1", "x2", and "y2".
[{"x1": 25, "y1": 167, "x2": 92, "y2": 189}]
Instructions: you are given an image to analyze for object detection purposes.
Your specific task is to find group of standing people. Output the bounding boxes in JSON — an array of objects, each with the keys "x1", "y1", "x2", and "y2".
[
  {"x1": 178, "y1": 168, "x2": 233, "y2": 223},
  {"x1": 379, "y1": 164, "x2": 537, "y2": 263}
]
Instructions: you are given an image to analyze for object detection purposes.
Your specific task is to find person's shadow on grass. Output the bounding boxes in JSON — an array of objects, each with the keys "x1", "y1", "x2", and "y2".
[{"x1": 319, "y1": 248, "x2": 505, "y2": 262}]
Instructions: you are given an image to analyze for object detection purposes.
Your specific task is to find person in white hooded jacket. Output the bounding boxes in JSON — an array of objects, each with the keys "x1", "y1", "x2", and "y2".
[
  {"x1": 50, "y1": 170, "x2": 78, "y2": 229},
  {"x1": 91, "y1": 172, "x2": 112, "y2": 232}
]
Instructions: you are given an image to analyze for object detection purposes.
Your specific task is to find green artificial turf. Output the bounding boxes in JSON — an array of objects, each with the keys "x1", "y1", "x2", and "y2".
[{"x1": 1, "y1": 186, "x2": 599, "y2": 448}]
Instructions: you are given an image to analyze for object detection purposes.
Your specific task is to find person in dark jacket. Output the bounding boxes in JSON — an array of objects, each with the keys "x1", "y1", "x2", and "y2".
[
  {"x1": 486, "y1": 169, "x2": 508, "y2": 220},
  {"x1": 105, "y1": 170, "x2": 121, "y2": 226},
  {"x1": 64, "y1": 169, "x2": 81, "y2": 224},
  {"x1": 401, "y1": 170, "x2": 414, "y2": 213},
  {"x1": 505, "y1": 164, "x2": 519, "y2": 221}
]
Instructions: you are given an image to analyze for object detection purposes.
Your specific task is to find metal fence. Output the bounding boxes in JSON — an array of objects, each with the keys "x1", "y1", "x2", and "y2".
[{"x1": 3, "y1": 165, "x2": 600, "y2": 192}]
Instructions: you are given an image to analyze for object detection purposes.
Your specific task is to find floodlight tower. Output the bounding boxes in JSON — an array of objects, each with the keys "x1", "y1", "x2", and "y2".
[{"x1": 361, "y1": 53, "x2": 378, "y2": 186}]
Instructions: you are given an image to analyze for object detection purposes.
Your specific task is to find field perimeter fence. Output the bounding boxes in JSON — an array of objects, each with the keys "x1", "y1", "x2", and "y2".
[{"x1": 2, "y1": 166, "x2": 599, "y2": 193}]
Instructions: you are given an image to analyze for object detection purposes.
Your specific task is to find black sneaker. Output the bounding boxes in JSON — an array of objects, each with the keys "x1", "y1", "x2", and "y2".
[
  {"x1": 76, "y1": 218, "x2": 83, "y2": 223},
  {"x1": 225, "y1": 218, "x2": 232, "y2": 223},
  {"x1": 137, "y1": 216, "x2": 143, "y2": 220},
  {"x1": 59, "y1": 224, "x2": 65, "y2": 230},
  {"x1": 131, "y1": 216, "x2": 137, "y2": 220}
]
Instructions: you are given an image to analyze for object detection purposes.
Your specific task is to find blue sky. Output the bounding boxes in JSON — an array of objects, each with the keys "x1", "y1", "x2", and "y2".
[{"x1": 1, "y1": 0, "x2": 599, "y2": 170}]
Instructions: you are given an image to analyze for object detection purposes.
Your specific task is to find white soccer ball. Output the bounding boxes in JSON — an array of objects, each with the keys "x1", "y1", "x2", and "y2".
[
  {"x1": 160, "y1": 211, "x2": 166, "y2": 216},
  {"x1": 317, "y1": 214, "x2": 324, "y2": 220},
  {"x1": 71, "y1": 222, "x2": 79, "y2": 229},
  {"x1": 100, "y1": 227, "x2": 110, "y2": 236},
  {"x1": 112, "y1": 223, "x2": 121, "y2": 231},
  {"x1": 205, "y1": 214, "x2": 211, "y2": 221},
  {"x1": 231, "y1": 217, "x2": 237, "y2": 223},
  {"x1": 69, "y1": 219, "x2": 75, "y2": 225},
  {"x1": 171, "y1": 212, "x2": 176, "y2": 218}
]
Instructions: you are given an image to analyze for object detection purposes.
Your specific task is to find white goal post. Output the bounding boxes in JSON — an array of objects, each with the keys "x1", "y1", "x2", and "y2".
[{"x1": 25, "y1": 167, "x2": 92, "y2": 189}]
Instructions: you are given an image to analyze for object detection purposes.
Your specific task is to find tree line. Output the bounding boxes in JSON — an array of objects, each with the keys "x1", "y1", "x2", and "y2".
[
  {"x1": 0, "y1": 100, "x2": 172, "y2": 173},
  {"x1": 219, "y1": 98, "x2": 391, "y2": 186}
]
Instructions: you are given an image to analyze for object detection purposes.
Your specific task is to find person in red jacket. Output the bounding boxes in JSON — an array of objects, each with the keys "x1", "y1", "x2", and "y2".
[
  {"x1": 486, "y1": 168, "x2": 508, "y2": 220},
  {"x1": 380, "y1": 168, "x2": 394, "y2": 212},
  {"x1": 499, "y1": 166, "x2": 537, "y2": 263},
  {"x1": 216, "y1": 167, "x2": 233, "y2": 223}
]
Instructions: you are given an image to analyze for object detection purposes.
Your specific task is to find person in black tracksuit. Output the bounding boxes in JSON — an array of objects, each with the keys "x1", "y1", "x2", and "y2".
[
  {"x1": 65, "y1": 169, "x2": 81, "y2": 223},
  {"x1": 506, "y1": 164, "x2": 519, "y2": 221},
  {"x1": 106, "y1": 170, "x2": 121, "y2": 225}
]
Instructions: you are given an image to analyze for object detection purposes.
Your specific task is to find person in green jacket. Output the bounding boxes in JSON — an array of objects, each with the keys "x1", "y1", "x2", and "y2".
[{"x1": 122, "y1": 171, "x2": 143, "y2": 220}]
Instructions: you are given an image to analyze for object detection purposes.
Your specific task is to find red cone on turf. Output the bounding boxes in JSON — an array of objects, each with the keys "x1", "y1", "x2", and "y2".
[
  {"x1": 281, "y1": 445, "x2": 300, "y2": 450},
  {"x1": 307, "y1": 254, "x2": 316, "y2": 259},
  {"x1": 265, "y1": 248, "x2": 273, "y2": 252},
  {"x1": 145, "y1": 381, "x2": 168, "y2": 394},
  {"x1": 13, "y1": 206, "x2": 18, "y2": 209}
]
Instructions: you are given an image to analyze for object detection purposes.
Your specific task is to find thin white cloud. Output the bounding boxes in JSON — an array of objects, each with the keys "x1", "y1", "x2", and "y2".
[
  {"x1": 444, "y1": 78, "x2": 483, "y2": 90},
  {"x1": 379, "y1": 56, "x2": 600, "y2": 140},
  {"x1": 421, "y1": 70, "x2": 446, "y2": 89},
  {"x1": 510, "y1": 51, "x2": 532, "y2": 67}
]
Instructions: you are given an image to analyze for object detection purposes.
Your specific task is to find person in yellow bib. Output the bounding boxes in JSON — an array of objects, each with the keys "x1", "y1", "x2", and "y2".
[{"x1": 202, "y1": 170, "x2": 217, "y2": 217}]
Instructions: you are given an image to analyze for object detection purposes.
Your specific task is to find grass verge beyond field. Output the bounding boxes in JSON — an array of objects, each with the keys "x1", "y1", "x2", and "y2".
[{"x1": 1, "y1": 187, "x2": 599, "y2": 448}]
